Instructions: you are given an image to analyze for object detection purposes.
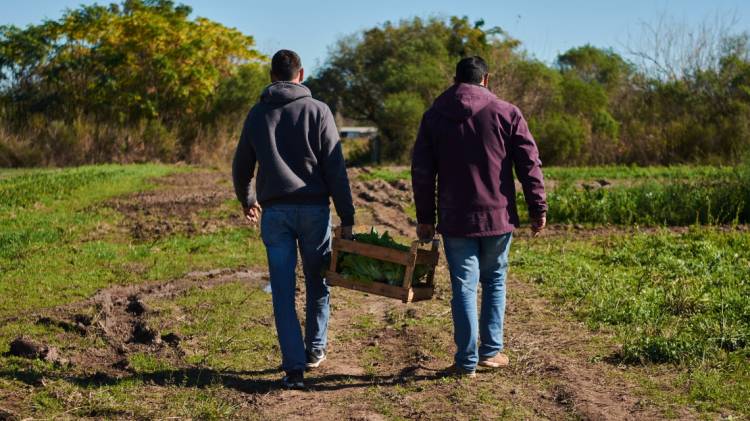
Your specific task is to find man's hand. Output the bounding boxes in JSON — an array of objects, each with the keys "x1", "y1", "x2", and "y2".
[
  {"x1": 416, "y1": 224, "x2": 435, "y2": 243},
  {"x1": 531, "y1": 213, "x2": 546, "y2": 237},
  {"x1": 340, "y1": 225, "x2": 354, "y2": 240},
  {"x1": 243, "y1": 203, "x2": 262, "y2": 224}
]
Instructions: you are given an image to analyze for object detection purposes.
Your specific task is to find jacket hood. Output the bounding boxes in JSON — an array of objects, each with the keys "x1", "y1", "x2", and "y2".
[
  {"x1": 432, "y1": 83, "x2": 495, "y2": 121},
  {"x1": 260, "y1": 81, "x2": 312, "y2": 105}
]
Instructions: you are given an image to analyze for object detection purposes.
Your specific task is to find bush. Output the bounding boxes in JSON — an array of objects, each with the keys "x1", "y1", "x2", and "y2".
[
  {"x1": 376, "y1": 92, "x2": 425, "y2": 163},
  {"x1": 533, "y1": 114, "x2": 587, "y2": 164}
]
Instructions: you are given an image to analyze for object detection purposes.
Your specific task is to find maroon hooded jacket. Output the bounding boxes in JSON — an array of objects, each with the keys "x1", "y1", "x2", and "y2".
[{"x1": 411, "y1": 83, "x2": 547, "y2": 237}]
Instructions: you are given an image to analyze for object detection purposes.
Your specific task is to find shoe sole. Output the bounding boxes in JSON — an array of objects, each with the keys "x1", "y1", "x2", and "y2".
[
  {"x1": 478, "y1": 360, "x2": 509, "y2": 368},
  {"x1": 451, "y1": 371, "x2": 476, "y2": 378},
  {"x1": 306, "y1": 354, "x2": 326, "y2": 369},
  {"x1": 442, "y1": 368, "x2": 477, "y2": 378}
]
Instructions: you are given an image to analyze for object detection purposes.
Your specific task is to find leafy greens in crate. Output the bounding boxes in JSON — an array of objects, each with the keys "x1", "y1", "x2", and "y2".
[{"x1": 336, "y1": 228, "x2": 430, "y2": 286}]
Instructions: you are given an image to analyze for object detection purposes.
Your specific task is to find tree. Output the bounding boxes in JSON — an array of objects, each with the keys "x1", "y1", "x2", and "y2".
[
  {"x1": 557, "y1": 45, "x2": 632, "y2": 88},
  {"x1": 0, "y1": 0, "x2": 266, "y2": 124},
  {"x1": 306, "y1": 16, "x2": 510, "y2": 162},
  {"x1": 0, "y1": 0, "x2": 268, "y2": 164}
]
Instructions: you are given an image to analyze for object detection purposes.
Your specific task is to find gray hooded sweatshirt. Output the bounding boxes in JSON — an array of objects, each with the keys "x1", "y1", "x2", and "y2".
[{"x1": 232, "y1": 82, "x2": 355, "y2": 226}]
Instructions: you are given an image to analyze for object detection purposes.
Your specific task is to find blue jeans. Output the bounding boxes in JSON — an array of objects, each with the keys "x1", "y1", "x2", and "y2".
[
  {"x1": 443, "y1": 233, "x2": 513, "y2": 371},
  {"x1": 260, "y1": 204, "x2": 331, "y2": 373}
]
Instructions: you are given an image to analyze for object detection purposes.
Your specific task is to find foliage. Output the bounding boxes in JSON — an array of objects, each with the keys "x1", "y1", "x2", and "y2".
[
  {"x1": 306, "y1": 16, "x2": 514, "y2": 163},
  {"x1": 541, "y1": 165, "x2": 736, "y2": 181},
  {"x1": 311, "y1": 17, "x2": 750, "y2": 166},
  {"x1": 338, "y1": 228, "x2": 429, "y2": 285},
  {"x1": 0, "y1": 0, "x2": 269, "y2": 165},
  {"x1": 2, "y1": 5, "x2": 749, "y2": 166},
  {"x1": 357, "y1": 167, "x2": 412, "y2": 182},
  {"x1": 531, "y1": 114, "x2": 586, "y2": 164},
  {"x1": 545, "y1": 169, "x2": 750, "y2": 225}
]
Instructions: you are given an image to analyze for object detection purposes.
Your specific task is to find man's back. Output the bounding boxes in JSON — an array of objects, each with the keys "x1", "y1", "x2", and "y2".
[
  {"x1": 412, "y1": 82, "x2": 546, "y2": 237},
  {"x1": 232, "y1": 81, "x2": 354, "y2": 226}
]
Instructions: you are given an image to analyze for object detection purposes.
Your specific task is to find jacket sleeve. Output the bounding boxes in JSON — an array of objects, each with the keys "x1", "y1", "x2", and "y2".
[
  {"x1": 232, "y1": 113, "x2": 257, "y2": 208},
  {"x1": 411, "y1": 112, "x2": 437, "y2": 225},
  {"x1": 510, "y1": 110, "x2": 548, "y2": 218},
  {"x1": 319, "y1": 107, "x2": 355, "y2": 226}
]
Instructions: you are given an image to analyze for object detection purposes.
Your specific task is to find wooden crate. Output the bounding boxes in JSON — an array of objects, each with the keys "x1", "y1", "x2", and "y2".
[{"x1": 326, "y1": 228, "x2": 440, "y2": 303}]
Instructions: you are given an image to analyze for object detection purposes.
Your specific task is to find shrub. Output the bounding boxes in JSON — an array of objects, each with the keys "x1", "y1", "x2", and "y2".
[{"x1": 533, "y1": 114, "x2": 587, "y2": 164}]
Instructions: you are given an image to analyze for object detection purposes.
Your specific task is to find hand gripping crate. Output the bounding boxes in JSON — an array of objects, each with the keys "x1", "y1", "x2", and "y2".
[{"x1": 325, "y1": 228, "x2": 440, "y2": 303}]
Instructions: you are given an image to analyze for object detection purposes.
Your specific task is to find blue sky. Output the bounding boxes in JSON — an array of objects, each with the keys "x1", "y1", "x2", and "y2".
[{"x1": 2, "y1": 0, "x2": 748, "y2": 74}]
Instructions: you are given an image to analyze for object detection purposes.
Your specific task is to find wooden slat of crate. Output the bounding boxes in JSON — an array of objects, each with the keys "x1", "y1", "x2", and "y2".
[
  {"x1": 331, "y1": 238, "x2": 412, "y2": 266},
  {"x1": 327, "y1": 228, "x2": 440, "y2": 303},
  {"x1": 326, "y1": 272, "x2": 434, "y2": 303},
  {"x1": 415, "y1": 249, "x2": 439, "y2": 266},
  {"x1": 409, "y1": 285, "x2": 435, "y2": 302}
]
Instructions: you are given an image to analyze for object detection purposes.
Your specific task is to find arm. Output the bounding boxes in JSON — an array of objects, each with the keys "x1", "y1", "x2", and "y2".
[
  {"x1": 232, "y1": 113, "x2": 257, "y2": 209},
  {"x1": 319, "y1": 107, "x2": 355, "y2": 228},
  {"x1": 411, "y1": 113, "x2": 437, "y2": 237},
  {"x1": 510, "y1": 110, "x2": 548, "y2": 221}
]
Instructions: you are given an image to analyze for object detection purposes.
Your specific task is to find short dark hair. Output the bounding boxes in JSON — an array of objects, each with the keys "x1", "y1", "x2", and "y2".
[
  {"x1": 271, "y1": 49, "x2": 302, "y2": 81},
  {"x1": 455, "y1": 56, "x2": 488, "y2": 84}
]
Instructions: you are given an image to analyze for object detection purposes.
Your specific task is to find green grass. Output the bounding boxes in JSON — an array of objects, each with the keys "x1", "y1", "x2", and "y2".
[
  {"x1": 2, "y1": 163, "x2": 747, "y2": 418},
  {"x1": 149, "y1": 281, "x2": 277, "y2": 371},
  {"x1": 353, "y1": 165, "x2": 735, "y2": 184},
  {"x1": 511, "y1": 228, "x2": 750, "y2": 415},
  {"x1": 544, "y1": 171, "x2": 750, "y2": 226},
  {"x1": 357, "y1": 167, "x2": 411, "y2": 182},
  {"x1": 0, "y1": 164, "x2": 266, "y2": 317},
  {"x1": 541, "y1": 165, "x2": 736, "y2": 182},
  {"x1": 358, "y1": 164, "x2": 749, "y2": 226},
  {"x1": 0, "y1": 280, "x2": 274, "y2": 419}
]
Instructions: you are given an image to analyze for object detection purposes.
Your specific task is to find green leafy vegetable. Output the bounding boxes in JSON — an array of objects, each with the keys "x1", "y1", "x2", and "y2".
[{"x1": 336, "y1": 228, "x2": 431, "y2": 286}]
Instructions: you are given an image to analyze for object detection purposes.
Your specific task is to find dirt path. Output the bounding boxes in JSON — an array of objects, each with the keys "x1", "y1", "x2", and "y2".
[{"x1": 243, "y1": 272, "x2": 694, "y2": 420}]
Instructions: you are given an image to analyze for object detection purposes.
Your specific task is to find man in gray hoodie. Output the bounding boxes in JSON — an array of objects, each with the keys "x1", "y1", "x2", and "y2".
[{"x1": 232, "y1": 50, "x2": 355, "y2": 389}]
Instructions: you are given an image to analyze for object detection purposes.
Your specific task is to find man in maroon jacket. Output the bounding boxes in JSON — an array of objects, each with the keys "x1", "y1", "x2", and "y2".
[{"x1": 412, "y1": 56, "x2": 547, "y2": 377}]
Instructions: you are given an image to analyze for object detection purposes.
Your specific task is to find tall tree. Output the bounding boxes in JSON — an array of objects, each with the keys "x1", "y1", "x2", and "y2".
[
  {"x1": 0, "y1": 0, "x2": 266, "y2": 124},
  {"x1": 306, "y1": 16, "x2": 512, "y2": 162}
]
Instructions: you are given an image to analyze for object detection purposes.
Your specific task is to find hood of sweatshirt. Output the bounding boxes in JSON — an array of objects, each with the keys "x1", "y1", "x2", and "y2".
[
  {"x1": 260, "y1": 82, "x2": 312, "y2": 105},
  {"x1": 432, "y1": 83, "x2": 495, "y2": 121}
]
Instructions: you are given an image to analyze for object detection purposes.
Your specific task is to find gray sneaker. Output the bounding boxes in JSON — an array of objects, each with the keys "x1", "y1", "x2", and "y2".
[
  {"x1": 306, "y1": 348, "x2": 326, "y2": 369},
  {"x1": 440, "y1": 364, "x2": 477, "y2": 378},
  {"x1": 282, "y1": 370, "x2": 305, "y2": 389}
]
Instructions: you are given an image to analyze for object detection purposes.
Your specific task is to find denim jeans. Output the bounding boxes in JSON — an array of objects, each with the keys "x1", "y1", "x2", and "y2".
[
  {"x1": 443, "y1": 233, "x2": 513, "y2": 371},
  {"x1": 260, "y1": 204, "x2": 331, "y2": 373}
]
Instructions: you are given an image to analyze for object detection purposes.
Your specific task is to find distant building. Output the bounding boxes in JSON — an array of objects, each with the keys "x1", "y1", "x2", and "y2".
[{"x1": 339, "y1": 126, "x2": 377, "y2": 140}]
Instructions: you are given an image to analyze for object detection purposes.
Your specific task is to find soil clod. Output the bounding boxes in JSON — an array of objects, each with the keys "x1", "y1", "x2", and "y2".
[
  {"x1": 552, "y1": 384, "x2": 576, "y2": 408},
  {"x1": 73, "y1": 313, "x2": 93, "y2": 326},
  {"x1": 112, "y1": 358, "x2": 130, "y2": 370},
  {"x1": 36, "y1": 316, "x2": 88, "y2": 335},
  {"x1": 130, "y1": 321, "x2": 161, "y2": 345},
  {"x1": 126, "y1": 295, "x2": 148, "y2": 315},
  {"x1": 8, "y1": 336, "x2": 63, "y2": 363},
  {"x1": 161, "y1": 332, "x2": 182, "y2": 346},
  {"x1": 0, "y1": 407, "x2": 19, "y2": 421}
]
